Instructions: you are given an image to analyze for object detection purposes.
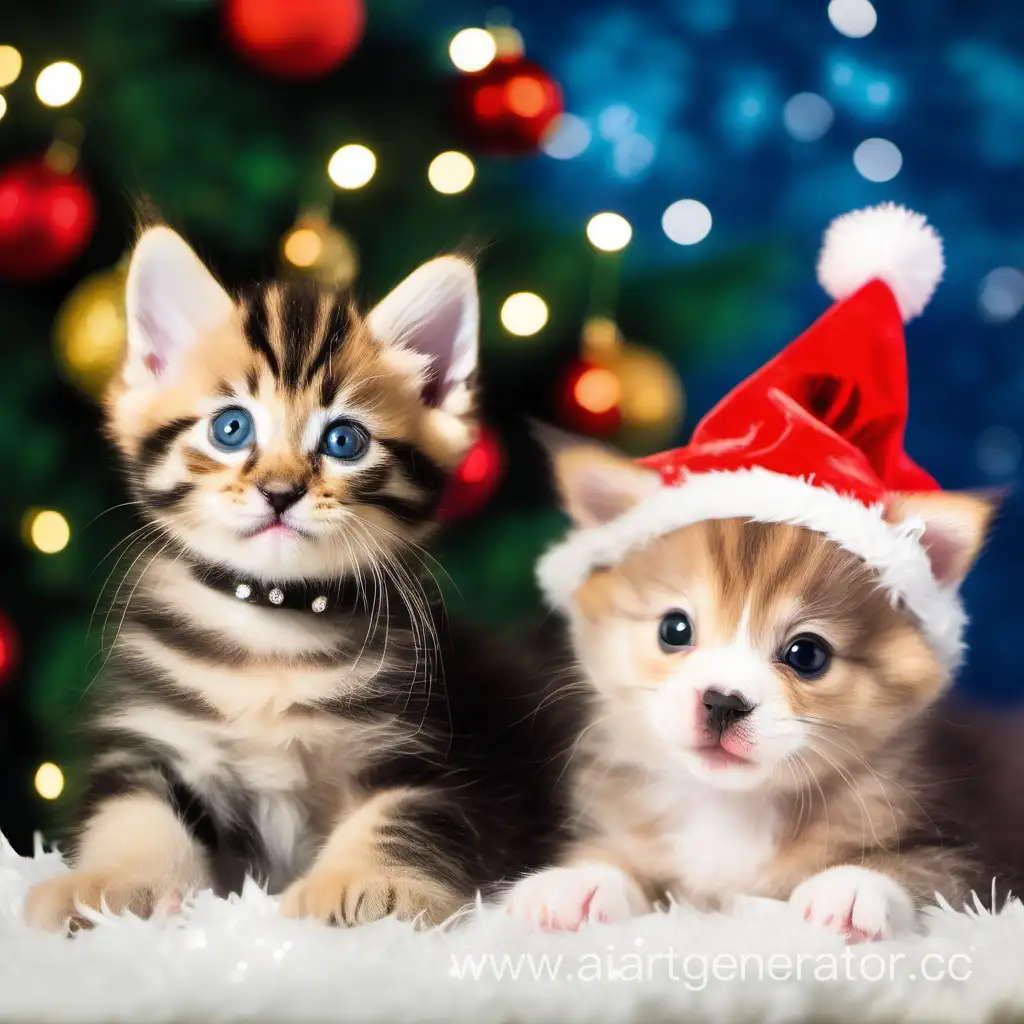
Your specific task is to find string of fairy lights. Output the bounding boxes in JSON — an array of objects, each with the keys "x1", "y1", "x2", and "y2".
[
  {"x1": 17, "y1": 0, "x2": 1020, "y2": 806},
  {"x1": 0, "y1": 22, "x2": 687, "y2": 812}
]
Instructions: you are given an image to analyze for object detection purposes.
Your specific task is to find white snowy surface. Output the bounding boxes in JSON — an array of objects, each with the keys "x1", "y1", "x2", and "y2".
[{"x1": 2, "y1": 832, "x2": 1022, "y2": 1023}]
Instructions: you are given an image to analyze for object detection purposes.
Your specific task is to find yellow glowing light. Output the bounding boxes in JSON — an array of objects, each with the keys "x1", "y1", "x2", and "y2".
[
  {"x1": 428, "y1": 151, "x2": 475, "y2": 194},
  {"x1": 0, "y1": 46, "x2": 23, "y2": 88},
  {"x1": 449, "y1": 28, "x2": 497, "y2": 73},
  {"x1": 0, "y1": 95, "x2": 6, "y2": 122},
  {"x1": 586, "y1": 212, "x2": 633, "y2": 252},
  {"x1": 35, "y1": 762, "x2": 64, "y2": 800},
  {"x1": 327, "y1": 144, "x2": 376, "y2": 190},
  {"x1": 500, "y1": 292, "x2": 548, "y2": 336},
  {"x1": 283, "y1": 227, "x2": 323, "y2": 268},
  {"x1": 29, "y1": 510, "x2": 70, "y2": 554},
  {"x1": 581, "y1": 316, "x2": 622, "y2": 360},
  {"x1": 574, "y1": 367, "x2": 621, "y2": 414},
  {"x1": 35, "y1": 61, "x2": 82, "y2": 108}
]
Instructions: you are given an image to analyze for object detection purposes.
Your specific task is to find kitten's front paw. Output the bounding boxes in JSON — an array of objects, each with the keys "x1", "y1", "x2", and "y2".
[
  {"x1": 789, "y1": 866, "x2": 916, "y2": 943},
  {"x1": 280, "y1": 869, "x2": 462, "y2": 928},
  {"x1": 505, "y1": 861, "x2": 648, "y2": 932},
  {"x1": 23, "y1": 872, "x2": 171, "y2": 933}
]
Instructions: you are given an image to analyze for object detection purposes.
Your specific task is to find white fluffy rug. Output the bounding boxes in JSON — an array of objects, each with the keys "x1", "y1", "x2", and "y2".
[{"x1": 3, "y1": 833, "x2": 1024, "y2": 1022}]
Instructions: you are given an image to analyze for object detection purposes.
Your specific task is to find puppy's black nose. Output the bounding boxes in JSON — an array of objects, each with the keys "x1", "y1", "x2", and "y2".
[
  {"x1": 259, "y1": 484, "x2": 307, "y2": 515},
  {"x1": 702, "y1": 688, "x2": 754, "y2": 732}
]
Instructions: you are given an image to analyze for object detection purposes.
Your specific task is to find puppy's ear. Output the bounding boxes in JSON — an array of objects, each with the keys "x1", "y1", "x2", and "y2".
[
  {"x1": 886, "y1": 490, "x2": 1002, "y2": 588},
  {"x1": 533, "y1": 422, "x2": 661, "y2": 528}
]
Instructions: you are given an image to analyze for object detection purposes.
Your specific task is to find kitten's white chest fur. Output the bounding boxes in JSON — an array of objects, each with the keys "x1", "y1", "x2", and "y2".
[{"x1": 667, "y1": 789, "x2": 780, "y2": 901}]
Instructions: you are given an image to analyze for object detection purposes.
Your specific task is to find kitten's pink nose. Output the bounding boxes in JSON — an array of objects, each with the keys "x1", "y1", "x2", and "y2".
[{"x1": 258, "y1": 483, "x2": 307, "y2": 515}]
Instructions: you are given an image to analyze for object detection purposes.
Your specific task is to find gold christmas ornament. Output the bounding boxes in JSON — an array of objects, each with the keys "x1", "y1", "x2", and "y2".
[
  {"x1": 280, "y1": 213, "x2": 358, "y2": 289},
  {"x1": 614, "y1": 344, "x2": 685, "y2": 433},
  {"x1": 582, "y1": 317, "x2": 685, "y2": 451},
  {"x1": 54, "y1": 264, "x2": 127, "y2": 398}
]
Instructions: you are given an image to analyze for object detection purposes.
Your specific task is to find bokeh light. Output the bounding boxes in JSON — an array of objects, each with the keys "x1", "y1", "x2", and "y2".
[
  {"x1": 35, "y1": 61, "x2": 82, "y2": 107},
  {"x1": 783, "y1": 92, "x2": 834, "y2": 142},
  {"x1": 0, "y1": 46, "x2": 21, "y2": 88},
  {"x1": 505, "y1": 76, "x2": 547, "y2": 117},
  {"x1": 853, "y1": 138, "x2": 902, "y2": 182},
  {"x1": 574, "y1": 367, "x2": 621, "y2": 415},
  {"x1": 327, "y1": 144, "x2": 376, "y2": 189},
  {"x1": 28, "y1": 510, "x2": 70, "y2": 554},
  {"x1": 541, "y1": 114, "x2": 592, "y2": 160},
  {"x1": 428, "y1": 151, "x2": 475, "y2": 194},
  {"x1": 867, "y1": 81, "x2": 891, "y2": 106},
  {"x1": 0, "y1": 96, "x2": 6, "y2": 122},
  {"x1": 449, "y1": 28, "x2": 496, "y2": 73},
  {"x1": 612, "y1": 135, "x2": 656, "y2": 178},
  {"x1": 598, "y1": 104, "x2": 638, "y2": 141},
  {"x1": 979, "y1": 267, "x2": 1024, "y2": 323},
  {"x1": 586, "y1": 212, "x2": 632, "y2": 252},
  {"x1": 283, "y1": 228, "x2": 323, "y2": 268},
  {"x1": 977, "y1": 425, "x2": 1022, "y2": 479},
  {"x1": 34, "y1": 762, "x2": 64, "y2": 800},
  {"x1": 500, "y1": 292, "x2": 548, "y2": 336},
  {"x1": 662, "y1": 200, "x2": 713, "y2": 245},
  {"x1": 828, "y1": 0, "x2": 877, "y2": 38}
]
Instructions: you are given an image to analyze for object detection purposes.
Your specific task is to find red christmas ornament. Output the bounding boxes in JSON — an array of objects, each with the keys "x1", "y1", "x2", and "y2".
[
  {"x1": 437, "y1": 427, "x2": 504, "y2": 522},
  {"x1": 224, "y1": 0, "x2": 365, "y2": 80},
  {"x1": 558, "y1": 359, "x2": 622, "y2": 437},
  {"x1": 0, "y1": 612, "x2": 19, "y2": 686},
  {"x1": 0, "y1": 159, "x2": 95, "y2": 282},
  {"x1": 455, "y1": 55, "x2": 563, "y2": 156}
]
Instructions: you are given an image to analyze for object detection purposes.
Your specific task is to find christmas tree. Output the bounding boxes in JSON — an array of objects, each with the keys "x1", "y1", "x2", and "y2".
[{"x1": 2, "y1": 0, "x2": 1022, "y2": 851}]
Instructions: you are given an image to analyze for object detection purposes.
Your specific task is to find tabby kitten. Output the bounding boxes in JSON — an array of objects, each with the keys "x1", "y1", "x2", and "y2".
[
  {"x1": 25, "y1": 227, "x2": 574, "y2": 931},
  {"x1": 506, "y1": 439, "x2": 1005, "y2": 942}
]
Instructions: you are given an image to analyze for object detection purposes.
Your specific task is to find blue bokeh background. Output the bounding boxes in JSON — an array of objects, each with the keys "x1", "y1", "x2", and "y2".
[{"x1": 433, "y1": 0, "x2": 1024, "y2": 703}]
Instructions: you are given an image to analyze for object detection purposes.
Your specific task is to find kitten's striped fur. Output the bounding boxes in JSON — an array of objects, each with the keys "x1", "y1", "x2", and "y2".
[{"x1": 25, "y1": 230, "x2": 576, "y2": 931}]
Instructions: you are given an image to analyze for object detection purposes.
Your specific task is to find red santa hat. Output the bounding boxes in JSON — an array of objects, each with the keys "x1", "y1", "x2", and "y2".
[{"x1": 538, "y1": 203, "x2": 977, "y2": 670}]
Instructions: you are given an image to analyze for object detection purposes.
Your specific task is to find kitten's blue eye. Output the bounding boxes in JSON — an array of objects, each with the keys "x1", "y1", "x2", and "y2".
[
  {"x1": 210, "y1": 407, "x2": 253, "y2": 451},
  {"x1": 659, "y1": 610, "x2": 694, "y2": 651},
  {"x1": 321, "y1": 419, "x2": 370, "y2": 461}
]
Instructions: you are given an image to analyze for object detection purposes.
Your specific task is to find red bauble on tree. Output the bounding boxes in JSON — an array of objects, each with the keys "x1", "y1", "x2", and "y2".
[
  {"x1": 0, "y1": 159, "x2": 95, "y2": 282},
  {"x1": 437, "y1": 426, "x2": 504, "y2": 523},
  {"x1": 224, "y1": 0, "x2": 365, "y2": 80},
  {"x1": 0, "y1": 612, "x2": 19, "y2": 687},
  {"x1": 455, "y1": 55, "x2": 563, "y2": 156},
  {"x1": 558, "y1": 359, "x2": 622, "y2": 437}
]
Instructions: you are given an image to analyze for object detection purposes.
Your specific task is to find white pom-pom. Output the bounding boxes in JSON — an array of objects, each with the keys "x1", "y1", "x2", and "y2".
[{"x1": 816, "y1": 202, "x2": 944, "y2": 322}]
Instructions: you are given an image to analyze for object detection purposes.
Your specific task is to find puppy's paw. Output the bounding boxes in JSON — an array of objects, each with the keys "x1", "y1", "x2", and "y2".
[
  {"x1": 24, "y1": 872, "x2": 165, "y2": 933},
  {"x1": 789, "y1": 865, "x2": 916, "y2": 943},
  {"x1": 280, "y1": 869, "x2": 462, "y2": 928},
  {"x1": 505, "y1": 861, "x2": 648, "y2": 932}
]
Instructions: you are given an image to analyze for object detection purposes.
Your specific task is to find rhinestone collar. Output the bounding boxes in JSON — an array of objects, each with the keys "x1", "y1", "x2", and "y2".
[{"x1": 190, "y1": 563, "x2": 352, "y2": 614}]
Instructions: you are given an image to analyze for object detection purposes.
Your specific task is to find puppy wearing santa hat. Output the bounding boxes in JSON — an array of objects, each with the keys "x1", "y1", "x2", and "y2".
[{"x1": 506, "y1": 203, "x2": 1010, "y2": 943}]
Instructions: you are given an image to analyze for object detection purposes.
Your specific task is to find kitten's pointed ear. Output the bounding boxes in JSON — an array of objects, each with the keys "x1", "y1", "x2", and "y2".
[
  {"x1": 534, "y1": 422, "x2": 661, "y2": 528},
  {"x1": 368, "y1": 256, "x2": 478, "y2": 415},
  {"x1": 124, "y1": 227, "x2": 235, "y2": 387},
  {"x1": 886, "y1": 490, "x2": 1001, "y2": 588}
]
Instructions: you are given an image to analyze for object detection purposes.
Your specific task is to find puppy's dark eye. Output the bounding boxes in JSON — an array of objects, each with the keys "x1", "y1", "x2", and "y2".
[
  {"x1": 782, "y1": 635, "x2": 832, "y2": 680},
  {"x1": 659, "y1": 611, "x2": 694, "y2": 651}
]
